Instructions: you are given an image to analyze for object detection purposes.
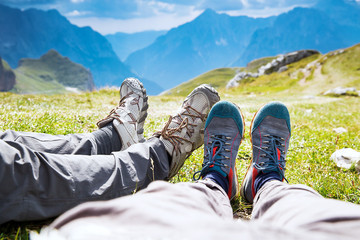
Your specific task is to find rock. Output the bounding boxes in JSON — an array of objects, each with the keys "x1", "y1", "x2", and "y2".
[
  {"x1": 226, "y1": 71, "x2": 259, "y2": 89},
  {"x1": 0, "y1": 57, "x2": 16, "y2": 91},
  {"x1": 227, "y1": 49, "x2": 319, "y2": 89},
  {"x1": 302, "y1": 95, "x2": 315, "y2": 99},
  {"x1": 328, "y1": 49, "x2": 346, "y2": 57},
  {"x1": 332, "y1": 127, "x2": 348, "y2": 134},
  {"x1": 260, "y1": 50, "x2": 319, "y2": 75},
  {"x1": 323, "y1": 87, "x2": 359, "y2": 96},
  {"x1": 331, "y1": 148, "x2": 360, "y2": 171},
  {"x1": 278, "y1": 66, "x2": 288, "y2": 73}
]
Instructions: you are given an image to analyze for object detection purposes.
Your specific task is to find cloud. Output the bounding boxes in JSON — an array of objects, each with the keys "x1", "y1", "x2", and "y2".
[
  {"x1": 222, "y1": 5, "x2": 309, "y2": 18},
  {"x1": 197, "y1": 0, "x2": 245, "y2": 11},
  {"x1": 2, "y1": 0, "x2": 319, "y2": 34},
  {"x1": 69, "y1": 6, "x2": 202, "y2": 34},
  {"x1": 65, "y1": 9, "x2": 90, "y2": 17}
]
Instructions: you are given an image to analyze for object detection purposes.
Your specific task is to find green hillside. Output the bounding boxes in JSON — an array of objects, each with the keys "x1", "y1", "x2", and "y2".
[
  {"x1": 163, "y1": 67, "x2": 242, "y2": 96},
  {"x1": 1, "y1": 58, "x2": 12, "y2": 71},
  {"x1": 12, "y1": 50, "x2": 95, "y2": 94},
  {"x1": 167, "y1": 44, "x2": 360, "y2": 97}
]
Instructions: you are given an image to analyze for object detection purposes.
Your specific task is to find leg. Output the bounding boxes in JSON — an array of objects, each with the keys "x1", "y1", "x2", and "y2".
[
  {"x1": 0, "y1": 137, "x2": 169, "y2": 224},
  {"x1": 0, "y1": 77, "x2": 149, "y2": 155},
  {"x1": 0, "y1": 129, "x2": 116, "y2": 155},
  {"x1": 34, "y1": 180, "x2": 234, "y2": 239},
  {"x1": 240, "y1": 102, "x2": 360, "y2": 239},
  {"x1": 0, "y1": 83, "x2": 220, "y2": 224},
  {"x1": 253, "y1": 181, "x2": 360, "y2": 239}
]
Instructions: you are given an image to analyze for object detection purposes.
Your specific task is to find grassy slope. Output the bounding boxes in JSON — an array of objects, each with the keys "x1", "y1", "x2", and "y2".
[
  {"x1": 12, "y1": 50, "x2": 92, "y2": 94},
  {"x1": 169, "y1": 43, "x2": 360, "y2": 97},
  {"x1": 1, "y1": 44, "x2": 360, "y2": 239},
  {"x1": 13, "y1": 66, "x2": 67, "y2": 94},
  {"x1": 1, "y1": 58, "x2": 12, "y2": 71},
  {"x1": 321, "y1": 44, "x2": 360, "y2": 88},
  {"x1": 163, "y1": 67, "x2": 242, "y2": 96}
]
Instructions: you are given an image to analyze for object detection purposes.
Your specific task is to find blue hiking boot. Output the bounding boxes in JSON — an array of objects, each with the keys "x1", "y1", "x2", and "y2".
[
  {"x1": 193, "y1": 101, "x2": 244, "y2": 200},
  {"x1": 240, "y1": 101, "x2": 291, "y2": 203}
]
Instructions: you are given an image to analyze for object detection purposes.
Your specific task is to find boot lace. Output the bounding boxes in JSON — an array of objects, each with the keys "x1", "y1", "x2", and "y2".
[
  {"x1": 97, "y1": 91, "x2": 138, "y2": 127},
  {"x1": 253, "y1": 134, "x2": 288, "y2": 182},
  {"x1": 156, "y1": 105, "x2": 206, "y2": 155},
  {"x1": 193, "y1": 134, "x2": 231, "y2": 180}
]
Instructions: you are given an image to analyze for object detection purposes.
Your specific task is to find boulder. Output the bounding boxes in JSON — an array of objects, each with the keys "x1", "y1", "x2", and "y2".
[
  {"x1": 323, "y1": 87, "x2": 359, "y2": 96},
  {"x1": 331, "y1": 148, "x2": 360, "y2": 172},
  {"x1": 332, "y1": 127, "x2": 348, "y2": 134},
  {"x1": 278, "y1": 66, "x2": 288, "y2": 73}
]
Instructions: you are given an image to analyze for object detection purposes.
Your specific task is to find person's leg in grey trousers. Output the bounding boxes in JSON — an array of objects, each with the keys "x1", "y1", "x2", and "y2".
[
  {"x1": 0, "y1": 137, "x2": 169, "y2": 224},
  {"x1": 0, "y1": 123, "x2": 121, "y2": 155},
  {"x1": 252, "y1": 180, "x2": 360, "y2": 239},
  {"x1": 34, "y1": 180, "x2": 237, "y2": 239},
  {"x1": 34, "y1": 180, "x2": 360, "y2": 240}
]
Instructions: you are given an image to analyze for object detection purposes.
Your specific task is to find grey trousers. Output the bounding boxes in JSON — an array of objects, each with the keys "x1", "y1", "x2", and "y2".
[
  {"x1": 35, "y1": 180, "x2": 360, "y2": 240},
  {"x1": 0, "y1": 130, "x2": 169, "y2": 224}
]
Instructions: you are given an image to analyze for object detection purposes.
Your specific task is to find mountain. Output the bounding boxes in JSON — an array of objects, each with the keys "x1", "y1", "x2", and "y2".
[
  {"x1": 0, "y1": 57, "x2": 16, "y2": 91},
  {"x1": 234, "y1": 7, "x2": 346, "y2": 66},
  {"x1": 234, "y1": 1, "x2": 360, "y2": 66},
  {"x1": 125, "y1": 9, "x2": 274, "y2": 90},
  {"x1": 126, "y1": 1, "x2": 360, "y2": 91},
  {"x1": 0, "y1": 4, "x2": 163, "y2": 95},
  {"x1": 106, "y1": 30, "x2": 166, "y2": 61},
  {"x1": 314, "y1": 0, "x2": 360, "y2": 27},
  {"x1": 14, "y1": 49, "x2": 95, "y2": 94}
]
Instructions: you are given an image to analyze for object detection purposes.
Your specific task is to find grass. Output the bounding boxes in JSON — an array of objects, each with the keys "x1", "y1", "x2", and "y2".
[
  {"x1": 0, "y1": 88, "x2": 360, "y2": 239},
  {"x1": 321, "y1": 44, "x2": 360, "y2": 89},
  {"x1": 13, "y1": 66, "x2": 67, "y2": 95},
  {"x1": 164, "y1": 67, "x2": 242, "y2": 96}
]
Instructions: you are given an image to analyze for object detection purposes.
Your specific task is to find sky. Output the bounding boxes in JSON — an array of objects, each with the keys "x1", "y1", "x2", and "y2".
[{"x1": 0, "y1": 0, "x2": 320, "y2": 35}]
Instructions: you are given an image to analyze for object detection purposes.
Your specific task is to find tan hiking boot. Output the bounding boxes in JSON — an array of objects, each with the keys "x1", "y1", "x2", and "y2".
[
  {"x1": 97, "y1": 77, "x2": 148, "y2": 150},
  {"x1": 155, "y1": 84, "x2": 220, "y2": 179}
]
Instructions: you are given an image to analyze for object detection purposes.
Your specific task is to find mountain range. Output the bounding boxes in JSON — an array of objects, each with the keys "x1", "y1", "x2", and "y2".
[
  {"x1": 0, "y1": 0, "x2": 359, "y2": 95},
  {"x1": 0, "y1": 4, "x2": 162, "y2": 95},
  {"x1": 125, "y1": 0, "x2": 360, "y2": 90},
  {"x1": 106, "y1": 31, "x2": 166, "y2": 61}
]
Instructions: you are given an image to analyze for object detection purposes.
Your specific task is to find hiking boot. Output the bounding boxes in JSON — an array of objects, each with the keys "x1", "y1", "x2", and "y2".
[
  {"x1": 193, "y1": 101, "x2": 244, "y2": 200},
  {"x1": 156, "y1": 84, "x2": 220, "y2": 180},
  {"x1": 97, "y1": 77, "x2": 148, "y2": 150},
  {"x1": 240, "y1": 101, "x2": 291, "y2": 203}
]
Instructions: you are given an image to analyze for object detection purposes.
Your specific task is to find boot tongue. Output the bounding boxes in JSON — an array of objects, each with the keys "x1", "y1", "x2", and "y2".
[{"x1": 212, "y1": 146, "x2": 219, "y2": 157}]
